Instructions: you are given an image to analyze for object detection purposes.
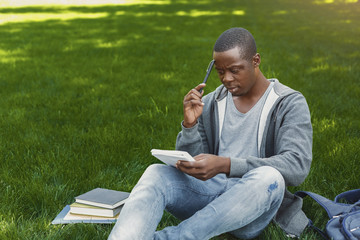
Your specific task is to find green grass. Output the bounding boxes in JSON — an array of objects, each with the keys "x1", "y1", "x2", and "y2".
[{"x1": 0, "y1": 0, "x2": 359, "y2": 239}]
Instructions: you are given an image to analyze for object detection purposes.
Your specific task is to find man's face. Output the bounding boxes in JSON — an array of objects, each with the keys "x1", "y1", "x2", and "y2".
[{"x1": 213, "y1": 47, "x2": 257, "y2": 97}]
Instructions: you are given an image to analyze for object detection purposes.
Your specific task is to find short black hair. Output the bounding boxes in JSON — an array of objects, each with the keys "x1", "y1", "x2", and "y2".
[{"x1": 213, "y1": 27, "x2": 257, "y2": 61}]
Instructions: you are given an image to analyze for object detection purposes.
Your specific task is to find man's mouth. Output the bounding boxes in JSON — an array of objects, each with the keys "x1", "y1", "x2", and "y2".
[{"x1": 227, "y1": 86, "x2": 238, "y2": 92}]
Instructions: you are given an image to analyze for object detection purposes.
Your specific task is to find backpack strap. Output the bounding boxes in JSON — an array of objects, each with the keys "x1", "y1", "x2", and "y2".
[
  {"x1": 295, "y1": 191, "x2": 350, "y2": 218},
  {"x1": 334, "y1": 189, "x2": 360, "y2": 204},
  {"x1": 307, "y1": 219, "x2": 329, "y2": 240},
  {"x1": 294, "y1": 191, "x2": 345, "y2": 240}
]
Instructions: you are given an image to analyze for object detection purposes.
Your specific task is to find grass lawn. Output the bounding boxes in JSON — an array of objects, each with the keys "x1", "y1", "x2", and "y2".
[{"x1": 0, "y1": 0, "x2": 359, "y2": 239}]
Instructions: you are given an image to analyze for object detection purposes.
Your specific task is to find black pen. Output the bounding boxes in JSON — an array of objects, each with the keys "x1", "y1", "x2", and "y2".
[{"x1": 199, "y1": 59, "x2": 215, "y2": 93}]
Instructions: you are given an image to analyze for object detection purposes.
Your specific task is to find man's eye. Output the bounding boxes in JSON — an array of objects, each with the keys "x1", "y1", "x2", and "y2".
[
  {"x1": 217, "y1": 70, "x2": 224, "y2": 75},
  {"x1": 230, "y1": 68, "x2": 240, "y2": 74}
]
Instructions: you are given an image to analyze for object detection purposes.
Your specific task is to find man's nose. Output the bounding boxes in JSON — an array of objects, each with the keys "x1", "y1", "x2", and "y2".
[{"x1": 222, "y1": 71, "x2": 234, "y2": 83}]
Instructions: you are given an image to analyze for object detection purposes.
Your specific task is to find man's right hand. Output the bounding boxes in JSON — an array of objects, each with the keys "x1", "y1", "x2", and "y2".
[{"x1": 183, "y1": 83, "x2": 206, "y2": 128}]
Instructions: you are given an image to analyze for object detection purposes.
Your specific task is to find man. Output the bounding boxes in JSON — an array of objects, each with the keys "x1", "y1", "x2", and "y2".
[{"x1": 108, "y1": 27, "x2": 312, "y2": 239}]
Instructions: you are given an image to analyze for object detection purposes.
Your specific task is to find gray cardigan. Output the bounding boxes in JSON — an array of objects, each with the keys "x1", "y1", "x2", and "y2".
[{"x1": 176, "y1": 79, "x2": 313, "y2": 237}]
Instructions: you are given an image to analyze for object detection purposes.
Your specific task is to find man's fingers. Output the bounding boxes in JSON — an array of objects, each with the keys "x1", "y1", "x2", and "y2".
[
  {"x1": 185, "y1": 84, "x2": 206, "y2": 99},
  {"x1": 176, "y1": 160, "x2": 196, "y2": 168},
  {"x1": 184, "y1": 93, "x2": 201, "y2": 103},
  {"x1": 176, "y1": 160, "x2": 206, "y2": 169},
  {"x1": 195, "y1": 83, "x2": 206, "y2": 92},
  {"x1": 184, "y1": 89, "x2": 203, "y2": 101},
  {"x1": 184, "y1": 99, "x2": 204, "y2": 108},
  {"x1": 194, "y1": 154, "x2": 206, "y2": 161},
  {"x1": 176, "y1": 160, "x2": 209, "y2": 181}
]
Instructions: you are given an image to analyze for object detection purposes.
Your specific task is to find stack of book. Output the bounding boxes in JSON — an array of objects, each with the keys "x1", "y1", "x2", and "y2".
[
  {"x1": 52, "y1": 188, "x2": 130, "y2": 224},
  {"x1": 71, "y1": 188, "x2": 130, "y2": 217}
]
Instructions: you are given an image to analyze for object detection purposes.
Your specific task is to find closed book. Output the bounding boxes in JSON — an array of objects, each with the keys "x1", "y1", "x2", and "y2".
[
  {"x1": 51, "y1": 205, "x2": 118, "y2": 224},
  {"x1": 70, "y1": 202, "x2": 122, "y2": 217},
  {"x1": 75, "y1": 188, "x2": 130, "y2": 209}
]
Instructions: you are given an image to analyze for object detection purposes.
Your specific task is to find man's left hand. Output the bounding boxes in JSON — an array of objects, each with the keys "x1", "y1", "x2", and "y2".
[{"x1": 176, "y1": 154, "x2": 230, "y2": 181}]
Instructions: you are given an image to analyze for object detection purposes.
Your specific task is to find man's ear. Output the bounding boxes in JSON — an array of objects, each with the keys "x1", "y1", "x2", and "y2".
[{"x1": 253, "y1": 53, "x2": 261, "y2": 67}]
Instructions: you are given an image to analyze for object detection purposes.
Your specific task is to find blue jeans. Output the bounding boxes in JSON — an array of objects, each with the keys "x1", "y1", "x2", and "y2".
[{"x1": 108, "y1": 164, "x2": 285, "y2": 240}]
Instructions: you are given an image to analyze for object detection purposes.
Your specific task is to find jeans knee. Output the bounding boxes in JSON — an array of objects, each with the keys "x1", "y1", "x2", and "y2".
[
  {"x1": 258, "y1": 166, "x2": 284, "y2": 183},
  {"x1": 263, "y1": 167, "x2": 285, "y2": 203},
  {"x1": 135, "y1": 164, "x2": 164, "y2": 187},
  {"x1": 142, "y1": 164, "x2": 183, "y2": 187},
  {"x1": 132, "y1": 164, "x2": 170, "y2": 198},
  {"x1": 249, "y1": 166, "x2": 285, "y2": 196},
  {"x1": 144, "y1": 163, "x2": 168, "y2": 176}
]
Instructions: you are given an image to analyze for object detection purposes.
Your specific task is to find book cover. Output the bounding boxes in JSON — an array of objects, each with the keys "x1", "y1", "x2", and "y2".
[
  {"x1": 151, "y1": 149, "x2": 195, "y2": 167},
  {"x1": 75, "y1": 188, "x2": 130, "y2": 209},
  {"x1": 70, "y1": 202, "x2": 122, "y2": 217},
  {"x1": 51, "y1": 205, "x2": 118, "y2": 224}
]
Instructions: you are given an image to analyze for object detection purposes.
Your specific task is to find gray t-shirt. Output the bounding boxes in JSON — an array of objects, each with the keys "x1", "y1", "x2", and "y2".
[{"x1": 218, "y1": 82, "x2": 274, "y2": 159}]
